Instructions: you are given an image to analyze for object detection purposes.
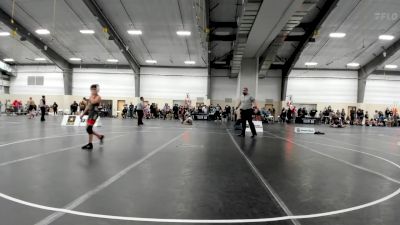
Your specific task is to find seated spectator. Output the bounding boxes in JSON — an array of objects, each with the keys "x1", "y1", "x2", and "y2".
[
  {"x1": 378, "y1": 111, "x2": 385, "y2": 126},
  {"x1": 309, "y1": 108, "x2": 317, "y2": 118},
  {"x1": 330, "y1": 114, "x2": 346, "y2": 128},
  {"x1": 260, "y1": 105, "x2": 271, "y2": 118},
  {"x1": 253, "y1": 106, "x2": 262, "y2": 121},
  {"x1": 183, "y1": 110, "x2": 193, "y2": 125}
]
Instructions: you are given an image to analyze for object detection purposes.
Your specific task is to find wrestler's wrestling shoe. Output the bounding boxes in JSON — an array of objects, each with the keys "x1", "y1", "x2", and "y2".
[{"x1": 82, "y1": 143, "x2": 93, "y2": 150}]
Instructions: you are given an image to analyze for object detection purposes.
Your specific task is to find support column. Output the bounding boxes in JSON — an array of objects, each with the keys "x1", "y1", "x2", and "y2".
[
  {"x1": 357, "y1": 76, "x2": 367, "y2": 104},
  {"x1": 63, "y1": 69, "x2": 73, "y2": 95},
  {"x1": 280, "y1": 76, "x2": 288, "y2": 101},
  {"x1": 237, "y1": 58, "x2": 259, "y2": 98},
  {"x1": 135, "y1": 73, "x2": 140, "y2": 98}
]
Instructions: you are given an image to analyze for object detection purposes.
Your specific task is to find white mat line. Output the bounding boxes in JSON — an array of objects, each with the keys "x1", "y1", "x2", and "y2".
[
  {"x1": 0, "y1": 130, "x2": 398, "y2": 223},
  {"x1": 0, "y1": 133, "x2": 128, "y2": 167},
  {"x1": 226, "y1": 129, "x2": 301, "y2": 225},
  {"x1": 264, "y1": 131, "x2": 400, "y2": 184},
  {"x1": 34, "y1": 132, "x2": 184, "y2": 225}
]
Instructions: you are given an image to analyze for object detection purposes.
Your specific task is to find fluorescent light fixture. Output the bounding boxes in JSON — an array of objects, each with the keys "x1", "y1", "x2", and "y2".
[
  {"x1": 214, "y1": 31, "x2": 231, "y2": 36},
  {"x1": 184, "y1": 60, "x2": 196, "y2": 65},
  {"x1": 3, "y1": 58, "x2": 14, "y2": 62},
  {"x1": 329, "y1": 32, "x2": 346, "y2": 38},
  {"x1": 34, "y1": 58, "x2": 46, "y2": 61},
  {"x1": 0, "y1": 32, "x2": 10, "y2": 36},
  {"x1": 107, "y1": 59, "x2": 119, "y2": 63},
  {"x1": 69, "y1": 57, "x2": 81, "y2": 61},
  {"x1": 127, "y1": 30, "x2": 142, "y2": 35},
  {"x1": 80, "y1": 29, "x2": 95, "y2": 34},
  {"x1": 379, "y1": 35, "x2": 395, "y2": 40},
  {"x1": 177, "y1": 30, "x2": 191, "y2": 36},
  {"x1": 304, "y1": 62, "x2": 318, "y2": 66},
  {"x1": 385, "y1": 64, "x2": 398, "y2": 69},
  {"x1": 145, "y1": 59, "x2": 157, "y2": 64},
  {"x1": 35, "y1": 29, "x2": 50, "y2": 35},
  {"x1": 347, "y1": 62, "x2": 360, "y2": 67}
]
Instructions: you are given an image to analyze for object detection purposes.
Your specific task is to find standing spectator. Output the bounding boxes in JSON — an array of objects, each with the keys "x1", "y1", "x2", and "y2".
[
  {"x1": 52, "y1": 102, "x2": 58, "y2": 115},
  {"x1": 350, "y1": 108, "x2": 355, "y2": 125},
  {"x1": 225, "y1": 105, "x2": 231, "y2": 121},
  {"x1": 173, "y1": 104, "x2": 179, "y2": 119},
  {"x1": 236, "y1": 87, "x2": 257, "y2": 138},
  {"x1": 163, "y1": 103, "x2": 171, "y2": 120},
  {"x1": 128, "y1": 103, "x2": 134, "y2": 119},
  {"x1": 341, "y1": 109, "x2": 346, "y2": 121},
  {"x1": 271, "y1": 106, "x2": 276, "y2": 119},
  {"x1": 40, "y1": 95, "x2": 46, "y2": 122},
  {"x1": 136, "y1": 97, "x2": 145, "y2": 126},
  {"x1": 79, "y1": 98, "x2": 87, "y2": 113},
  {"x1": 150, "y1": 103, "x2": 155, "y2": 118},
  {"x1": 385, "y1": 107, "x2": 390, "y2": 119},
  {"x1": 71, "y1": 101, "x2": 78, "y2": 115},
  {"x1": 0, "y1": 100, "x2": 2, "y2": 115}
]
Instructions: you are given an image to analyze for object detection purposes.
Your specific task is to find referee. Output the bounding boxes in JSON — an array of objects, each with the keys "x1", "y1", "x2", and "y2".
[{"x1": 236, "y1": 87, "x2": 257, "y2": 138}]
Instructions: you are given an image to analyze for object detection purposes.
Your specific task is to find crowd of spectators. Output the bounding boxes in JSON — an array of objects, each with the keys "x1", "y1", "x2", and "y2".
[
  {"x1": 3, "y1": 97, "x2": 399, "y2": 129},
  {"x1": 280, "y1": 105, "x2": 400, "y2": 128}
]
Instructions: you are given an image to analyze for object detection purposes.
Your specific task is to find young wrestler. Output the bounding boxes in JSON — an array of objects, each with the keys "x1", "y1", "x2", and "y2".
[{"x1": 81, "y1": 84, "x2": 104, "y2": 150}]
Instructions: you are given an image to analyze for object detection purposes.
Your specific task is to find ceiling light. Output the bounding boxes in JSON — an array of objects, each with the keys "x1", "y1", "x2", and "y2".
[
  {"x1": 214, "y1": 31, "x2": 231, "y2": 36},
  {"x1": 69, "y1": 57, "x2": 81, "y2": 61},
  {"x1": 107, "y1": 59, "x2": 119, "y2": 63},
  {"x1": 34, "y1": 58, "x2": 46, "y2": 61},
  {"x1": 304, "y1": 62, "x2": 318, "y2": 66},
  {"x1": 379, "y1": 35, "x2": 395, "y2": 41},
  {"x1": 347, "y1": 62, "x2": 360, "y2": 67},
  {"x1": 177, "y1": 30, "x2": 191, "y2": 36},
  {"x1": 127, "y1": 30, "x2": 142, "y2": 35},
  {"x1": 80, "y1": 29, "x2": 95, "y2": 34},
  {"x1": 0, "y1": 32, "x2": 10, "y2": 36},
  {"x1": 145, "y1": 60, "x2": 157, "y2": 64},
  {"x1": 385, "y1": 64, "x2": 398, "y2": 69},
  {"x1": 329, "y1": 32, "x2": 346, "y2": 38},
  {"x1": 35, "y1": 29, "x2": 50, "y2": 35},
  {"x1": 3, "y1": 58, "x2": 14, "y2": 62},
  {"x1": 184, "y1": 60, "x2": 196, "y2": 65}
]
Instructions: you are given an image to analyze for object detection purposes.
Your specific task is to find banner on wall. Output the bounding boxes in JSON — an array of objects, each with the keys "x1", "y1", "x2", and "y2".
[
  {"x1": 246, "y1": 121, "x2": 264, "y2": 133},
  {"x1": 61, "y1": 115, "x2": 102, "y2": 127}
]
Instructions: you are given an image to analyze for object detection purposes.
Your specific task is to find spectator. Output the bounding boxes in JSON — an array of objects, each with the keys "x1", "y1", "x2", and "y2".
[
  {"x1": 40, "y1": 96, "x2": 46, "y2": 122},
  {"x1": 71, "y1": 101, "x2": 79, "y2": 115},
  {"x1": 79, "y1": 98, "x2": 87, "y2": 113},
  {"x1": 52, "y1": 102, "x2": 58, "y2": 115}
]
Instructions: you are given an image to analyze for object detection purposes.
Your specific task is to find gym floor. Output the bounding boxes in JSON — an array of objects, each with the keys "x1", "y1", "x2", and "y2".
[{"x1": 0, "y1": 116, "x2": 399, "y2": 225}]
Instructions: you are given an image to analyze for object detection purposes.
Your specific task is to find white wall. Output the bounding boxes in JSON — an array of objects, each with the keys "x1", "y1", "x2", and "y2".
[
  {"x1": 140, "y1": 67, "x2": 208, "y2": 100},
  {"x1": 258, "y1": 70, "x2": 282, "y2": 102},
  {"x1": 10, "y1": 65, "x2": 64, "y2": 95},
  {"x1": 73, "y1": 68, "x2": 135, "y2": 97},
  {"x1": 210, "y1": 76, "x2": 237, "y2": 100},
  {"x1": 210, "y1": 69, "x2": 237, "y2": 101},
  {"x1": 287, "y1": 70, "x2": 358, "y2": 104},
  {"x1": 365, "y1": 74, "x2": 400, "y2": 105}
]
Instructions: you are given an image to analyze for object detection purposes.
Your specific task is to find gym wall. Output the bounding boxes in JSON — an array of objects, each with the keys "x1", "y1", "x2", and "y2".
[
  {"x1": 10, "y1": 65, "x2": 64, "y2": 95},
  {"x1": 73, "y1": 68, "x2": 135, "y2": 97},
  {"x1": 140, "y1": 67, "x2": 208, "y2": 100},
  {"x1": 1, "y1": 65, "x2": 400, "y2": 115}
]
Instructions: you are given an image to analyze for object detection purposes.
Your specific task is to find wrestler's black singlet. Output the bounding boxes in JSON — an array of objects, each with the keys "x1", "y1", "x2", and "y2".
[{"x1": 87, "y1": 102, "x2": 100, "y2": 126}]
